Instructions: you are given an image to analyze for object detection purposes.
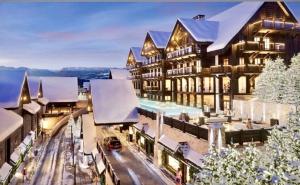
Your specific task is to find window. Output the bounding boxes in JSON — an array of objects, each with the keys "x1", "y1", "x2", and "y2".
[
  {"x1": 254, "y1": 37, "x2": 260, "y2": 42},
  {"x1": 165, "y1": 79, "x2": 171, "y2": 91},
  {"x1": 223, "y1": 58, "x2": 229, "y2": 66},
  {"x1": 196, "y1": 95, "x2": 202, "y2": 108},
  {"x1": 203, "y1": 77, "x2": 214, "y2": 93},
  {"x1": 263, "y1": 37, "x2": 270, "y2": 50},
  {"x1": 167, "y1": 155, "x2": 180, "y2": 171},
  {"x1": 203, "y1": 95, "x2": 215, "y2": 109},
  {"x1": 254, "y1": 58, "x2": 260, "y2": 65},
  {"x1": 238, "y1": 76, "x2": 247, "y2": 93},
  {"x1": 239, "y1": 57, "x2": 245, "y2": 65}
]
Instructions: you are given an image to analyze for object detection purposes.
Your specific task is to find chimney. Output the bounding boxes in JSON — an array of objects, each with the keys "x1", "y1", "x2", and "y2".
[{"x1": 193, "y1": 14, "x2": 205, "y2": 20}]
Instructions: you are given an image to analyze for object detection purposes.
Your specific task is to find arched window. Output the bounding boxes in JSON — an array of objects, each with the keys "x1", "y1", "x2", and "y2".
[{"x1": 238, "y1": 76, "x2": 247, "y2": 93}]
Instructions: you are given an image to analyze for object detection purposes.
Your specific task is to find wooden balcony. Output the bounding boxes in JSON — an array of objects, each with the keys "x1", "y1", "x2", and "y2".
[
  {"x1": 127, "y1": 63, "x2": 142, "y2": 70},
  {"x1": 166, "y1": 46, "x2": 200, "y2": 60},
  {"x1": 235, "y1": 64, "x2": 263, "y2": 74},
  {"x1": 253, "y1": 19, "x2": 300, "y2": 33},
  {"x1": 142, "y1": 72, "x2": 162, "y2": 79},
  {"x1": 210, "y1": 65, "x2": 233, "y2": 74},
  {"x1": 167, "y1": 66, "x2": 201, "y2": 76},
  {"x1": 238, "y1": 41, "x2": 285, "y2": 54},
  {"x1": 144, "y1": 86, "x2": 160, "y2": 91}
]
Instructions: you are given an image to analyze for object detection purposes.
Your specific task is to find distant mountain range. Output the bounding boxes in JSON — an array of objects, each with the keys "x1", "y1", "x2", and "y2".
[{"x1": 0, "y1": 66, "x2": 121, "y2": 86}]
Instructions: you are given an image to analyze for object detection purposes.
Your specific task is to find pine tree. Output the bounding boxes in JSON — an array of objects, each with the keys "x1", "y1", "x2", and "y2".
[
  {"x1": 283, "y1": 54, "x2": 300, "y2": 110},
  {"x1": 254, "y1": 57, "x2": 287, "y2": 103}
]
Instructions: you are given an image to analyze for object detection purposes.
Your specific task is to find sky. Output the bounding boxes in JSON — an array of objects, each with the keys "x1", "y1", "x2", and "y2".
[{"x1": 0, "y1": 2, "x2": 300, "y2": 70}]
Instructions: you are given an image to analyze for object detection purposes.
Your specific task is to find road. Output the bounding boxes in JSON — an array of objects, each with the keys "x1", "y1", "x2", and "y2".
[
  {"x1": 98, "y1": 127, "x2": 167, "y2": 185},
  {"x1": 32, "y1": 126, "x2": 65, "y2": 185}
]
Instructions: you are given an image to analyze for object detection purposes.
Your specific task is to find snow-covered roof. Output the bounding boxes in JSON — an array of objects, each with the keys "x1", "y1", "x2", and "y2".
[
  {"x1": 38, "y1": 97, "x2": 49, "y2": 105},
  {"x1": 110, "y1": 69, "x2": 130, "y2": 80},
  {"x1": 158, "y1": 135, "x2": 179, "y2": 152},
  {"x1": 0, "y1": 108, "x2": 23, "y2": 142},
  {"x1": 0, "y1": 162, "x2": 12, "y2": 182},
  {"x1": 90, "y1": 79, "x2": 139, "y2": 124},
  {"x1": 22, "y1": 135, "x2": 32, "y2": 146},
  {"x1": 134, "y1": 122, "x2": 155, "y2": 139},
  {"x1": 158, "y1": 135, "x2": 203, "y2": 167},
  {"x1": 28, "y1": 76, "x2": 41, "y2": 99},
  {"x1": 83, "y1": 113, "x2": 97, "y2": 154},
  {"x1": 130, "y1": 47, "x2": 146, "y2": 63},
  {"x1": 207, "y1": 2, "x2": 264, "y2": 52},
  {"x1": 0, "y1": 70, "x2": 26, "y2": 109},
  {"x1": 23, "y1": 101, "x2": 41, "y2": 114},
  {"x1": 148, "y1": 31, "x2": 171, "y2": 49},
  {"x1": 40, "y1": 77, "x2": 78, "y2": 103},
  {"x1": 178, "y1": 18, "x2": 219, "y2": 42}
]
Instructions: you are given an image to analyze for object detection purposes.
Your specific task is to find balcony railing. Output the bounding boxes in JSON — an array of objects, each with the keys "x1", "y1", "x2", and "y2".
[
  {"x1": 142, "y1": 72, "x2": 162, "y2": 78},
  {"x1": 238, "y1": 41, "x2": 285, "y2": 52},
  {"x1": 254, "y1": 19, "x2": 300, "y2": 32},
  {"x1": 167, "y1": 66, "x2": 201, "y2": 76},
  {"x1": 210, "y1": 65, "x2": 233, "y2": 74},
  {"x1": 127, "y1": 63, "x2": 142, "y2": 70},
  {"x1": 235, "y1": 64, "x2": 263, "y2": 74},
  {"x1": 144, "y1": 86, "x2": 160, "y2": 91},
  {"x1": 142, "y1": 57, "x2": 162, "y2": 66},
  {"x1": 167, "y1": 46, "x2": 200, "y2": 59}
]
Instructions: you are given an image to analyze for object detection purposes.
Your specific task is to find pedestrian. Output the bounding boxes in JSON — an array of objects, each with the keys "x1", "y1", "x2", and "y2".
[
  {"x1": 175, "y1": 168, "x2": 182, "y2": 185},
  {"x1": 22, "y1": 167, "x2": 27, "y2": 182}
]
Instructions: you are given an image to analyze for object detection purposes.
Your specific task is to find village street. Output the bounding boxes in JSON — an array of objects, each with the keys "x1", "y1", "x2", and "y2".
[{"x1": 97, "y1": 126, "x2": 168, "y2": 185}]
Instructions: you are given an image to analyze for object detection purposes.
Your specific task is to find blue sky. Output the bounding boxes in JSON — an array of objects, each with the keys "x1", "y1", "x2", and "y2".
[{"x1": 0, "y1": 2, "x2": 299, "y2": 69}]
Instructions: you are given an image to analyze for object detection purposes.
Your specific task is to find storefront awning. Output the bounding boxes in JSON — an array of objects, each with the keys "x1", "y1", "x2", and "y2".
[
  {"x1": 158, "y1": 135, "x2": 179, "y2": 152},
  {"x1": 184, "y1": 149, "x2": 203, "y2": 168},
  {"x1": 95, "y1": 153, "x2": 106, "y2": 175},
  {"x1": 134, "y1": 123, "x2": 155, "y2": 139},
  {"x1": 23, "y1": 135, "x2": 32, "y2": 146},
  {"x1": 23, "y1": 101, "x2": 41, "y2": 114},
  {"x1": 29, "y1": 131, "x2": 36, "y2": 140},
  {"x1": 38, "y1": 97, "x2": 49, "y2": 105},
  {"x1": 10, "y1": 151, "x2": 21, "y2": 164},
  {"x1": 0, "y1": 162, "x2": 12, "y2": 182}
]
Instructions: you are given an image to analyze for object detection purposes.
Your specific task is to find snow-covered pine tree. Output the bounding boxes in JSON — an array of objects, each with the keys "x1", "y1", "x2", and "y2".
[
  {"x1": 254, "y1": 57, "x2": 287, "y2": 103},
  {"x1": 283, "y1": 54, "x2": 300, "y2": 110}
]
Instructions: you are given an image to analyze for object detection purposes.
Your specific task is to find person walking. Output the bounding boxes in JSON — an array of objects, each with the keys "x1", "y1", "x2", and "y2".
[{"x1": 175, "y1": 168, "x2": 182, "y2": 185}]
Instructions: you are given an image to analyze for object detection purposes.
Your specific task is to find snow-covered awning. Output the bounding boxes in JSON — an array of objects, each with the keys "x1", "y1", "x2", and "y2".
[
  {"x1": 95, "y1": 153, "x2": 105, "y2": 175},
  {"x1": 10, "y1": 143, "x2": 26, "y2": 164},
  {"x1": 23, "y1": 101, "x2": 41, "y2": 114},
  {"x1": 0, "y1": 70, "x2": 27, "y2": 109},
  {"x1": 0, "y1": 108, "x2": 23, "y2": 142},
  {"x1": 184, "y1": 149, "x2": 203, "y2": 168},
  {"x1": 38, "y1": 97, "x2": 49, "y2": 105},
  {"x1": 90, "y1": 79, "x2": 139, "y2": 125},
  {"x1": 110, "y1": 69, "x2": 130, "y2": 80},
  {"x1": 134, "y1": 123, "x2": 155, "y2": 139},
  {"x1": 83, "y1": 114, "x2": 97, "y2": 154},
  {"x1": 40, "y1": 77, "x2": 78, "y2": 103},
  {"x1": 158, "y1": 135, "x2": 179, "y2": 152},
  {"x1": 22, "y1": 135, "x2": 32, "y2": 146},
  {"x1": 28, "y1": 77, "x2": 41, "y2": 100},
  {"x1": 0, "y1": 162, "x2": 12, "y2": 182},
  {"x1": 158, "y1": 135, "x2": 203, "y2": 167}
]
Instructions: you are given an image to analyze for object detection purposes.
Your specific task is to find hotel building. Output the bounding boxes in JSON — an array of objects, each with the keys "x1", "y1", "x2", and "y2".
[{"x1": 127, "y1": 1, "x2": 300, "y2": 113}]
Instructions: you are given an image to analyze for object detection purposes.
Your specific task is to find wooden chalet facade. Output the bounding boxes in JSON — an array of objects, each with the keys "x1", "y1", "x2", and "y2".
[{"x1": 126, "y1": 2, "x2": 300, "y2": 112}]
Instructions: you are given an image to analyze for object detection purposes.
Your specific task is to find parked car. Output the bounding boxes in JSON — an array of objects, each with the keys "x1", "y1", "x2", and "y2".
[{"x1": 103, "y1": 136, "x2": 122, "y2": 151}]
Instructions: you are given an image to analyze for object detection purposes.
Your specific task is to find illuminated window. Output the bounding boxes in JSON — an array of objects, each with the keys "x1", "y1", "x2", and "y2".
[
  {"x1": 238, "y1": 76, "x2": 247, "y2": 93},
  {"x1": 239, "y1": 57, "x2": 245, "y2": 65},
  {"x1": 196, "y1": 95, "x2": 202, "y2": 108},
  {"x1": 263, "y1": 37, "x2": 270, "y2": 50},
  {"x1": 140, "y1": 136, "x2": 145, "y2": 145},
  {"x1": 203, "y1": 95, "x2": 215, "y2": 109},
  {"x1": 203, "y1": 77, "x2": 214, "y2": 93},
  {"x1": 223, "y1": 58, "x2": 229, "y2": 66},
  {"x1": 254, "y1": 58, "x2": 260, "y2": 65},
  {"x1": 165, "y1": 79, "x2": 171, "y2": 91},
  {"x1": 167, "y1": 155, "x2": 180, "y2": 170},
  {"x1": 254, "y1": 37, "x2": 260, "y2": 42}
]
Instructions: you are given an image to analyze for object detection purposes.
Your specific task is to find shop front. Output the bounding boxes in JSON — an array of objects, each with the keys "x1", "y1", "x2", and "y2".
[
  {"x1": 158, "y1": 135, "x2": 202, "y2": 184},
  {"x1": 132, "y1": 123, "x2": 155, "y2": 159}
]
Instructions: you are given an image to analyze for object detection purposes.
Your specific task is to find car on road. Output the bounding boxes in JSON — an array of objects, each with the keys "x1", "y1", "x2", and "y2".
[{"x1": 103, "y1": 136, "x2": 122, "y2": 151}]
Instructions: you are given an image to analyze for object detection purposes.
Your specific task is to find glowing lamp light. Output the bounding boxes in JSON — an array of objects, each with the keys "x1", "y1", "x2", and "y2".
[
  {"x1": 87, "y1": 106, "x2": 91, "y2": 111},
  {"x1": 23, "y1": 96, "x2": 27, "y2": 101}
]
